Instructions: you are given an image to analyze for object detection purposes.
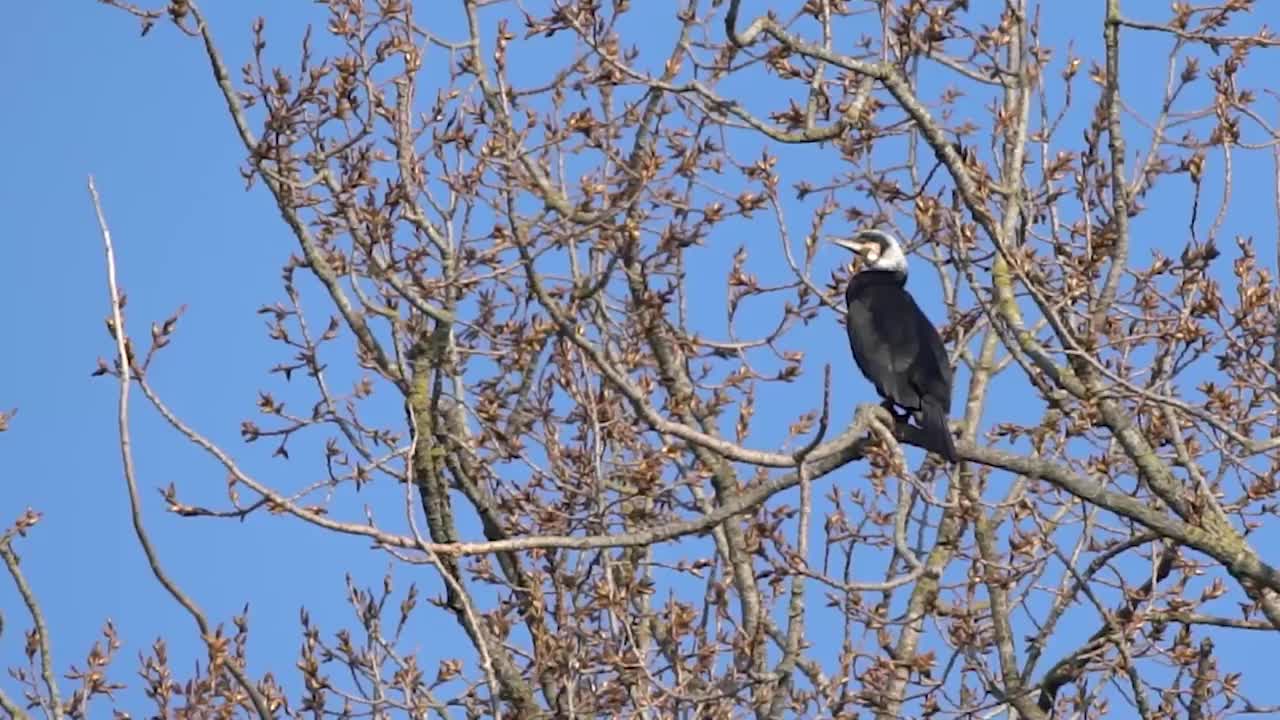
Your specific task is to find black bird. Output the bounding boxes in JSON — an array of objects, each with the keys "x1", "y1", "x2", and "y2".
[{"x1": 833, "y1": 229, "x2": 958, "y2": 462}]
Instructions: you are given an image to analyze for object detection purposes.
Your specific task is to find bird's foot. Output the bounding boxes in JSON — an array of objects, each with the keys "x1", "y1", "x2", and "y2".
[{"x1": 880, "y1": 400, "x2": 910, "y2": 424}]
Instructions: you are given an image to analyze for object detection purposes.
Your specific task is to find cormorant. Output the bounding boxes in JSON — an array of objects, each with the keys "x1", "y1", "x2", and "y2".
[{"x1": 832, "y1": 229, "x2": 958, "y2": 462}]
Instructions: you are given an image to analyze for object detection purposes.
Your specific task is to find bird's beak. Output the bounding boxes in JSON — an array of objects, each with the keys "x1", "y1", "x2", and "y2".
[
  {"x1": 829, "y1": 235, "x2": 870, "y2": 255},
  {"x1": 828, "y1": 237, "x2": 864, "y2": 272},
  {"x1": 830, "y1": 236, "x2": 876, "y2": 272}
]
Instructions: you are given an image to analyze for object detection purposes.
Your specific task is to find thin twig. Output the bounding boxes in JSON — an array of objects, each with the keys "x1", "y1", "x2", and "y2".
[
  {"x1": 0, "y1": 527, "x2": 60, "y2": 720},
  {"x1": 87, "y1": 176, "x2": 274, "y2": 720}
]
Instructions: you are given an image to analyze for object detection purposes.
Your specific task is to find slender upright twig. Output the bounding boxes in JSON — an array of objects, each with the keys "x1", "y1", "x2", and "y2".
[
  {"x1": 0, "y1": 525, "x2": 58, "y2": 720},
  {"x1": 86, "y1": 176, "x2": 274, "y2": 720}
]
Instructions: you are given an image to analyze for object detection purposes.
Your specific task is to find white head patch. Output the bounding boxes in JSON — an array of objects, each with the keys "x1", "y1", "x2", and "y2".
[{"x1": 833, "y1": 229, "x2": 908, "y2": 274}]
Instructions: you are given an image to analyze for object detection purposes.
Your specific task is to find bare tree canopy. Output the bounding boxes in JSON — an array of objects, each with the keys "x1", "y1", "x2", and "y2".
[{"x1": 6, "y1": 0, "x2": 1280, "y2": 717}]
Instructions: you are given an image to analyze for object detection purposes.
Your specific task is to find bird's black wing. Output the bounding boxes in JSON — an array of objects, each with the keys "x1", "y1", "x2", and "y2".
[
  {"x1": 846, "y1": 282, "x2": 929, "y2": 409},
  {"x1": 910, "y1": 308, "x2": 958, "y2": 460},
  {"x1": 909, "y1": 303, "x2": 953, "y2": 413}
]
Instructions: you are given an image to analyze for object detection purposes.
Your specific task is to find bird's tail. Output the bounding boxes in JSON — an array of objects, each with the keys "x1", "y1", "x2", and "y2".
[{"x1": 920, "y1": 400, "x2": 958, "y2": 463}]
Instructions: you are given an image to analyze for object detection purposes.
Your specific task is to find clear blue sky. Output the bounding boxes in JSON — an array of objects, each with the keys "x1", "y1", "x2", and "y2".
[{"x1": 4, "y1": 1, "x2": 1280, "y2": 714}]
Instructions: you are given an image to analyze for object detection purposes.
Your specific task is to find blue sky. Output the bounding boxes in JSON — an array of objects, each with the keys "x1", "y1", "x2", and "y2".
[{"x1": 4, "y1": 0, "x2": 1280, "y2": 715}]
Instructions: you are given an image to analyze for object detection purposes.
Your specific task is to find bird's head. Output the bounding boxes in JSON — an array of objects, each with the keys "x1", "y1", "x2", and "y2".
[{"x1": 831, "y1": 229, "x2": 908, "y2": 274}]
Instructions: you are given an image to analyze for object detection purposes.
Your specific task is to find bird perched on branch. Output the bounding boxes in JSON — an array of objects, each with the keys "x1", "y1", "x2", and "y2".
[{"x1": 832, "y1": 229, "x2": 957, "y2": 462}]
